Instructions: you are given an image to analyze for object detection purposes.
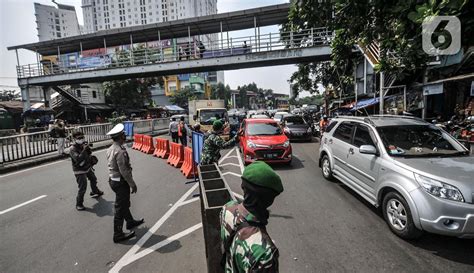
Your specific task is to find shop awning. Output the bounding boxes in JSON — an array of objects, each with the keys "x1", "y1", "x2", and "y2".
[
  {"x1": 351, "y1": 96, "x2": 394, "y2": 111},
  {"x1": 165, "y1": 105, "x2": 185, "y2": 111}
]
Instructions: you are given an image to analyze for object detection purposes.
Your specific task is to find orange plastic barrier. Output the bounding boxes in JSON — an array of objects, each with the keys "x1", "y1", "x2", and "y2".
[
  {"x1": 180, "y1": 146, "x2": 197, "y2": 178},
  {"x1": 132, "y1": 134, "x2": 143, "y2": 150},
  {"x1": 167, "y1": 142, "x2": 184, "y2": 167},
  {"x1": 153, "y1": 138, "x2": 170, "y2": 158},
  {"x1": 140, "y1": 135, "x2": 155, "y2": 154}
]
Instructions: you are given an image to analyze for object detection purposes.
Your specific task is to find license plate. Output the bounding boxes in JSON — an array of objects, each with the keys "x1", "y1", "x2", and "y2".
[{"x1": 264, "y1": 153, "x2": 278, "y2": 159}]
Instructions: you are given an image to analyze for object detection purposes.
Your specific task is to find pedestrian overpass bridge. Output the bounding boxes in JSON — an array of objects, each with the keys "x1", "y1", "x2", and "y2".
[{"x1": 9, "y1": 3, "x2": 332, "y2": 88}]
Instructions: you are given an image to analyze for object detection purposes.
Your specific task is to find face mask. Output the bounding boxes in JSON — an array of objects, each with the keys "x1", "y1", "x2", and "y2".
[{"x1": 75, "y1": 139, "x2": 85, "y2": 145}]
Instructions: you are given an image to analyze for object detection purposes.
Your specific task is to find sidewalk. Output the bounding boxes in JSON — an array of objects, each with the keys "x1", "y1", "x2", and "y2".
[{"x1": 0, "y1": 129, "x2": 168, "y2": 175}]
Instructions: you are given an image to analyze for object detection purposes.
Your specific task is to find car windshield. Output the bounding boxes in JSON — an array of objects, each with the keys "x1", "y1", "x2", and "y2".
[
  {"x1": 376, "y1": 125, "x2": 467, "y2": 157},
  {"x1": 247, "y1": 122, "x2": 282, "y2": 136},
  {"x1": 200, "y1": 110, "x2": 226, "y2": 125},
  {"x1": 285, "y1": 116, "x2": 305, "y2": 125},
  {"x1": 274, "y1": 113, "x2": 287, "y2": 120}
]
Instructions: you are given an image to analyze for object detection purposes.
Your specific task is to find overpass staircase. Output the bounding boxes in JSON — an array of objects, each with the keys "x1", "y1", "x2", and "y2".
[
  {"x1": 50, "y1": 86, "x2": 84, "y2": 118},
  {"x1": 358, "y1": 41, "x2": 398, "y2": 94}
]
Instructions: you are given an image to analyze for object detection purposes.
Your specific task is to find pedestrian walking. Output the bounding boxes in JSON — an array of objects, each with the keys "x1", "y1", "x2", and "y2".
[
  {"x1": 178, "y1": 116, "x2": 188, "y2": 146},
  {"x1": 55, "y1": 120, "x2": 67, "y2": 155},
  {"x1": 198, "y1": 40, "x2": 206, "y2": 58},
  {"x1": 200, "y1": 120, "x2": 239, "y2": 165},
  {"x1": 69, "y1": 131, "x2": 103, "y2": 211},
  {"x1": 169, "y1": 117, "x2": 179, "y2": 143},
  {"x1": 106, "y1": 123, "x2": 144, "y2": 243},
  {"x1": 220, "y1": 161, "x2": 283, "y2": 272}
]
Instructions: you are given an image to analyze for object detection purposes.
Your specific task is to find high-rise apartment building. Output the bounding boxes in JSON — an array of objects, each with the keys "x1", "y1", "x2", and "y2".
[
  {"x1": 82, "y1": 0, "x2": 217, "y2": 33},
  {"x1": 34, "y1": 2, "x2": 81, "y2": 41}
]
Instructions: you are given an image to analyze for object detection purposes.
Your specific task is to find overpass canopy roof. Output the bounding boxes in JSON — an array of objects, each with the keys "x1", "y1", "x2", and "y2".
[{"x1": 8, "y1": 3, "x2": 289, "y2": 56}]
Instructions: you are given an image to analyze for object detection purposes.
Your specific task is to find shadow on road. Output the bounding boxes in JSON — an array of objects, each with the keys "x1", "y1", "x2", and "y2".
[
  {"x1": 409, "y1": 234, "x2": 474, "y2": 265},
  {"x1": 336, "y1": 182, "x2": 474, "y2": 266},
  {"x1": 272, "y1": 156, "x2": 304, "y2": 171},
  {"x1": 269, "y1": 213, "x2": 294, "y2": 220},
  {"x1": 86, "y1": 197, "x2": 114, "y2": 217}
]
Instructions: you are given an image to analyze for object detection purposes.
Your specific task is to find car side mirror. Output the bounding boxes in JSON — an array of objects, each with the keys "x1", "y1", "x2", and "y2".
[{"x1": 359, "y1": 145, "x2": 377, "y2": 155}]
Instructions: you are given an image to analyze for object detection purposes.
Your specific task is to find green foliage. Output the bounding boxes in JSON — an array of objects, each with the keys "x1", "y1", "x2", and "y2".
[
  {"x1": 169, "y1": 86, "x2": 197, "y2": 108},
  {"x1": 211, "y1": 82, "x2": 232, "y2": 107},
  {"x1": 283, "y1": 0, "x2": 473, "y2": 97},
  {"x1": 236, "y1": 83, "x2": 274, "y2": 109},
  {"x1": 103, "y1": 77, "x2": 161, "y2": 111}
]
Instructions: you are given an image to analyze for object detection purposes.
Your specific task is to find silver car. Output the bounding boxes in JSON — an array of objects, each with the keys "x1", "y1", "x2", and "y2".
[{"x1": 319, "y1": 115, "x2": 474, "y2": 239}]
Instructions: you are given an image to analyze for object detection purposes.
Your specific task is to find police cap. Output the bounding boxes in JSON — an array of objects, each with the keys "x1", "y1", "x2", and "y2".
[
  {"x1": 107, "y1": 123, "x2": 125, "y2": 137},
  {"x1": 241, "y1": 161, "x2": 283, "y2": 194}
]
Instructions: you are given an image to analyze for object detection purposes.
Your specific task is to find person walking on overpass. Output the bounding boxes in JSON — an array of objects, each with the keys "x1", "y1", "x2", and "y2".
[
  {"x1": 106, "y1": 123, "x2": 144, "y2": 243},
  {"x1": 169, "y1": 117, "x2": 179, "y2": 143},
  {"x1": 200, "y1": 120, "x2": 239, "y2": 165},
  {"x1": 70, "y1": 131, "x2": 103, "y2": 211},
  {"x1": 220, "y1": 161, "x2": 283, "y2": 272},
  {"x1": 178, "y1": 116, "x2": 188, "y2": 146}
]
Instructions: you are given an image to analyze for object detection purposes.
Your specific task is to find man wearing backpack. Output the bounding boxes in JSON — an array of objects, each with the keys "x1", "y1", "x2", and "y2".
[{"x1": 220, "y1": 161, "x2": 283, "y2": 272}]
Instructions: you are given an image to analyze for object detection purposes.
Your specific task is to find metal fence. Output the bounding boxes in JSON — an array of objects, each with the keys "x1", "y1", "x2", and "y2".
[
  {"x1": 16, "y1": 28, "x2": 333, "y2": 78},
  {"x1": 0, "y1": 118, "x2": 169, "y2": 164}
]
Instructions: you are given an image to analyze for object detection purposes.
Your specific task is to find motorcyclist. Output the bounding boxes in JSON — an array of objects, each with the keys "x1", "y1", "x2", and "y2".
[{"x1": 319, "y1": 115, "x2": 330, "y2": 133}]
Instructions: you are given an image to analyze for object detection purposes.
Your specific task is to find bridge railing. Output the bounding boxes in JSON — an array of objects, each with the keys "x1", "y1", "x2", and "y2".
[
  {"x1": 0, "y1": 118, "x2": 169, "y2": 164},
  {"x1": 16, "y1": 28, "x2": 333, "y2": 79}
]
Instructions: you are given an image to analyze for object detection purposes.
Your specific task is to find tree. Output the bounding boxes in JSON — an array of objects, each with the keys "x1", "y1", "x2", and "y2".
[
  {"x1": 283, "y1": 0, "x2": 473, "y2": 97},
  {"x1": 211, "y1": 82, "x2": 232, "y2": 107},
  {"x1": 103, "y1": 77, "x2": 163, "y2": 111},
  {"x1": 169, "y1": 86, "x2": 197, "y2": 108}
]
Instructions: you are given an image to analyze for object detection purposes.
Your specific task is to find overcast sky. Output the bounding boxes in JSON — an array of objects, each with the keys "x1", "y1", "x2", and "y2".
[{"x1": 0, "y1": 0, "x2": 307, "y2": 96}]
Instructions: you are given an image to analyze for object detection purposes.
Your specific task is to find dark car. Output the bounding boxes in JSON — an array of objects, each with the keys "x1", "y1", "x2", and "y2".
[{"x1": 281, "y1": 115, "x2": 312, "y2": 141}]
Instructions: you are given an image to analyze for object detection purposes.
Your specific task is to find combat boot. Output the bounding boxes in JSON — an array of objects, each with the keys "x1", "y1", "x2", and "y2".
[{"x1": 113, "y1": 225, "x2": 135, "y2": 243}]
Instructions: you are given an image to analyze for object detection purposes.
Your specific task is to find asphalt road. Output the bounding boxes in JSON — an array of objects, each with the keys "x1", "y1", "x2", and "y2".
[{"x1": 1, "y1": 138, "x2": 473, "y2": 273}]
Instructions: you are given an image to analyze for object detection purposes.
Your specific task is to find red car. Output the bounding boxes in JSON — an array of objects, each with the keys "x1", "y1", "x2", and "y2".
[{"x1": 239, "y1": 118, "x2": 292, "y2": 165}]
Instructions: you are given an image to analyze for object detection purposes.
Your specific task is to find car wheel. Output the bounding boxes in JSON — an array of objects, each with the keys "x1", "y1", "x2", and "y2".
[
  {"x1": 321, "y1": 154, "x2": 333, "y2": 180},
  {"x1": 382, "y1": 192, "x2": 422, "y2": 240}
]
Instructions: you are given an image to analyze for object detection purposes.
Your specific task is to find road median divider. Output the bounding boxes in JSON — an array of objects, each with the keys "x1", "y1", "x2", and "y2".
[
  {"x1": 140, "y1": 135, "x2": 155, "y2": 154},
  {"x1": 180, "y1": 146, "x2": 196, "y2": 178},
  {"x1": 167, "y1": 142, "x2": 184, "y2": 167},
  {"x1": 131, "y1": 134, "x2": 143, "y2": 150},
  {"x1": 153, "y1": 138, "x2": 170, "y2": 158}
]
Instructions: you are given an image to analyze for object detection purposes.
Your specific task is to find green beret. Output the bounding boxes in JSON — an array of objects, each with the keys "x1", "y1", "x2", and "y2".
[
  {"x1": 213, "y1": 120, "x2": 223, "y2": 131},
  {"x1": 242, "y1": 161, "x2": 283, "y2": 194}
]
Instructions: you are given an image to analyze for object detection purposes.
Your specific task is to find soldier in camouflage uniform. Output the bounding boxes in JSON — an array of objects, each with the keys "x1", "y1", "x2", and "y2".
[
  {"x1": 200, "y1": 120, "x2": 239, "y2": 165},
  {"x1": 220, "y1": 161, "x2": 283, "y2": 272}
]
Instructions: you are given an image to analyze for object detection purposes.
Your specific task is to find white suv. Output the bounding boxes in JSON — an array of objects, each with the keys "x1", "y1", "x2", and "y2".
[{"x1": 319, "y1": 115, "x2": 473, "y2": 239}]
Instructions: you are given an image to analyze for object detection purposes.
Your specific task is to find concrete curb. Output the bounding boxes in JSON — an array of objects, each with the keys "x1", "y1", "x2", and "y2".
[{"x1": 0, "y1": 130, "x2": 168, "y2": 175}]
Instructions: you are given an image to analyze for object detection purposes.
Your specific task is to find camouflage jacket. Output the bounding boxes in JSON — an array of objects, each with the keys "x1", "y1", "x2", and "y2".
[
  {"x1": 220, "y1": 200, "x2": 279, "y2": 273},
  {"x1": 200, "y1": 132, "x2": 237, "y2": 165}
]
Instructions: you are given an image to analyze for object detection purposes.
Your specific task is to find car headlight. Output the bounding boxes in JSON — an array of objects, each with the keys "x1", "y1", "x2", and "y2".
[
  {"x1": 414, "y1": 173, "x2": 465, "y2": 202},
  {"x1": 282, "y1": 140, "x2": 290, "y2": 148},
  {"x1": 247, "y1": 140, "x2": 257, "y2": 149}
]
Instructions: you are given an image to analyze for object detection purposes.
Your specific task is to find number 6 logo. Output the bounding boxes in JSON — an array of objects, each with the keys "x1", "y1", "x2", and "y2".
[{"x1": 422, "y1": 16, "x2": 461, "y2": 56}]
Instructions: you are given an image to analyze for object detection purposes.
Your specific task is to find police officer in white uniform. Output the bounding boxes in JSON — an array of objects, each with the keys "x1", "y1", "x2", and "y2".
[{"x1": 106, "y1": 123, "x2": 144, "y2": 243}]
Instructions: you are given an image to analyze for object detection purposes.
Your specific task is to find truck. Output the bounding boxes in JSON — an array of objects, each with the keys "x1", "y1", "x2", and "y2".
[{"x1": 188, "y1": 99, "x2": 230, "y2": 139}]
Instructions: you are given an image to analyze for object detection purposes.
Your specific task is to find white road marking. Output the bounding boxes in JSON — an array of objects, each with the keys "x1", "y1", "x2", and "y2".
[
  {"x1": 225, "y1": 156, "x2": 239, "y2": 160},
  {"x1": 235, "y1": 148, "x2": 245, "y2": 174},
  {"x1": 219, "y1": 162, "x2": 241, "y2": 168},
  {"x1": 232, "y1": 192, "x2": 244, "y2": 200},
  {"x1": 0, "y1": 195, "x2": 47, "y2": 215},
  {"x1": 0, "y1": 149, "x2": 107, "y2": 179},
  {"x1": 222, "y1": 172, "x2": 241, "y2": 178},
  {"x1": 178, "y1": 197, "x2": 199, "y2": 207},
  {"x1": 126, "y1": 223, "x2": 203, "y2": 264},
  {"x1": 218, "y1": 147, "x2": 236, "y2": 164},
  {"x1": 110, "y1": 183, "x2": 199, "y2": 273}
]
